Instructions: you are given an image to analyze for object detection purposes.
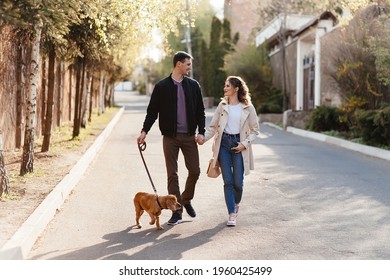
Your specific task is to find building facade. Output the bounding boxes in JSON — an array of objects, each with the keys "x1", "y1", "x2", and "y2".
[
  {"x1": 224, "y1": 0, "x2": 261, "y2": 49},
  {"x1": 256, "y1": 12, "x2": 340, "y2": 112}
]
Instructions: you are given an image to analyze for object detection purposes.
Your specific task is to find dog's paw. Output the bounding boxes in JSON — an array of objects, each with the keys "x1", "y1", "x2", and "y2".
[
  {"x1": 136, "y1": 224, "x2": 142, "y2": 229},
  {"x1": 156, "y1": 226, "x2": 163, "y2": 230},
  {"x1": 149, "y1": 221, "x2": 155, "y2": 225}
]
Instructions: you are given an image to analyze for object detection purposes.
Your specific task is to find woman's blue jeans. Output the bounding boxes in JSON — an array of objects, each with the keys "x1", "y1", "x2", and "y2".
[{"x1": 218, "y1": 133, "x2": 244, "y2": 214}]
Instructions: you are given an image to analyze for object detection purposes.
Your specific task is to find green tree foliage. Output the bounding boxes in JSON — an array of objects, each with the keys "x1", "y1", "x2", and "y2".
[
  {"x1": 202, "y1": 16, "x2": 237, "y2": 100},
  {"x1": 147, "y1": 13, "x2": 237, "y2": 103},
  {"x1": 224, "y1": 44, "x2": 281, "y2": 113},
  {"x1": 135, "y1": 0, "x2": 214, "y2": 85},
  {"x1": 329, "y1": 4, "x2": 390, "y2": 112},
  {"x1": 191, "y1": 26, "x2": 205, "y2": 82},
  {"x1": 0, "y1": 0, "x2": 190, "y2": 175},
  {"x1": 204, "y1": 16, "x2": 224, "y2": 98},
  {"x1": 306, "y1": 3, "x2": 390, "y2": 147},
  {"x1": 367, "y1": 12, "x2": 390, "y2": 87},
  {"x1": 306, "y1": 105, "x2": 345, "y2": 132},
  {"x1": 0, "y1": 0, "x2": 81, "y2": 47},
  {"x1": 355, "y1": 105, "x2": 390, "y2": 147}
]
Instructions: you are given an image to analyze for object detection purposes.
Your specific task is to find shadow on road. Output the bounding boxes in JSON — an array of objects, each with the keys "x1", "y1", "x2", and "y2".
[{"x1": 31, "y1": 222, "x2": 226, "y2": 260}]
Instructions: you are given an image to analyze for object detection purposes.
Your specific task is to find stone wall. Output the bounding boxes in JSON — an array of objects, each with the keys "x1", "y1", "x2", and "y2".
[
  {"x1": 203, "y1": 97, "x2": 214, "y2": 109},
  {"x1": 260, "y1": 111, "x2": 310, "y2": 130},
  {"x1": 259, "y1": 113, "x2": 283, "y2": 124},
  {"x1": 283, "y1": 110, "x2": 310, "y2": 129}
]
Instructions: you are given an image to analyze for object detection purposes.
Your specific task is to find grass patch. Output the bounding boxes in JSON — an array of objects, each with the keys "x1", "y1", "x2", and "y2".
[
  {"x1": 0, "y1": 189, "x2": 24, "y2": 201},
  {"x1": 2, "y1": 106, "x2": 120, "y2": 202},
  {"x1": 36, "y1": 106, "x2": 120, "y2": 153}
]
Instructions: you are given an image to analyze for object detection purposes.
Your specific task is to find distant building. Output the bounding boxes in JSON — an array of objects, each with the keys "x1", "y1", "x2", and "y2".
[
  {"x1": 255, "y1": 11, "x2": 340, "y2": 112},
  {"x1": 224, "y1": 0, "x2": 259, "y2": 49},
  {"x1": 115, "y1": 81, "x2": 133, "y2": 92}
]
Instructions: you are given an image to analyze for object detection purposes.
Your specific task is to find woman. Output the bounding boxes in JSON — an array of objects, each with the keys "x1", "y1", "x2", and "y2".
[{"x1": 198, "y1": 76, "x2": 260, "y2": 226}]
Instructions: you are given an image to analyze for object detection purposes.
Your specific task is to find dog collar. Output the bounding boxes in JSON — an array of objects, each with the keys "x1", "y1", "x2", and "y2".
[{"x1": 156, "y1": 196, "x2": 163, "y2": 209}]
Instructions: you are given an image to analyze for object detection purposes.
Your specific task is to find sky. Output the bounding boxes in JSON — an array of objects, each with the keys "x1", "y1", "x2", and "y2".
[
  {"x1": 209, "y1": 0, "x2": 224, "y2": 17},
  {"x1": 209, "y1": 0, "x2": 224, "y2": 10}
]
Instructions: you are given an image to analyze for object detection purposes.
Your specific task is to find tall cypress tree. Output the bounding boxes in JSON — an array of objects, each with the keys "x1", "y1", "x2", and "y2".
[
  {"x1": 207, "y1": 16, "x2": 223, "y2": 100},
  {"x1": 191, "y1": 27, "x2": 204, "y2": 82},
  {"x1": 200, "y1": 39, "x2": 209, "y2": 96},
  {"x1": 201, "y1": 16, "x2": 237, "y2": 102}
]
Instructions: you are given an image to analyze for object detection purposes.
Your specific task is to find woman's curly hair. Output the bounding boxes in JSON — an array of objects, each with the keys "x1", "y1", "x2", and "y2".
[{"x1": 226, "y1": 76, "x2": 251, "y2": 105}]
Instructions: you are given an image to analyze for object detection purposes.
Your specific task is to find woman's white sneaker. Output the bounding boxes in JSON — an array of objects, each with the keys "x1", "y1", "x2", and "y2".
[{"x1": 226, "y1": 213, "x2": 237, "y2": 227}]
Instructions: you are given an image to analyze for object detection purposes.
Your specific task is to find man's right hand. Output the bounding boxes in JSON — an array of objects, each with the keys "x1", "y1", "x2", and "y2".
[
  {"x1": 137, "y1": 131, "x2": 147, "y2": 144},
  {"x1": 195, "y1": 134, "x2": 204, "y2": 145}
]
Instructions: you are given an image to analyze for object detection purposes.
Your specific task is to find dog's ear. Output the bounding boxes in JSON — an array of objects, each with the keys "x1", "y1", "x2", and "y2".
[
  {"x1": 167, "y1": 197, "x2": 180, "y2": 210},
  {"x1": 165, "y1": 199, "x2": 173, "y2": 209}
]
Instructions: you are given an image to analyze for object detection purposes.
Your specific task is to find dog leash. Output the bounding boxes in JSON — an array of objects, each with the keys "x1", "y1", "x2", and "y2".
[
  {"x1": 138, "y1": 142, "x2": 157, "y2": 194},
  {"x1": 138, "y1": 142, "x2": 158, "y2": 195},
  {"x1": 137, "y1": 142, "x2": 163, "y2": 209}
]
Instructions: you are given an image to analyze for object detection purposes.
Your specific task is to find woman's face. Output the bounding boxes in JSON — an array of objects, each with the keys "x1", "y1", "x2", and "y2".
[{"x1": 223, "y1": 80, "x2": 237, "y2": 98}]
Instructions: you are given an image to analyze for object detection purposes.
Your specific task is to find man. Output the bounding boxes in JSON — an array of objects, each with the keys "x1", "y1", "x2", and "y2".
[{"x1": 137, "y1": 51, "x2": 205, "y2": 225}]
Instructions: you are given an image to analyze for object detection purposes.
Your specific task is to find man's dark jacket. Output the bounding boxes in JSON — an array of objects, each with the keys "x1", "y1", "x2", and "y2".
[{"x1": 142, "y1": 74, "x2": 206, "y2": 137}]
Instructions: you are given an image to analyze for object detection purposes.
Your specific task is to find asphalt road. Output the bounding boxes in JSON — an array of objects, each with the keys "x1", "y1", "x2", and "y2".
[{"x1": 28, "y1": 90, "x2": 390, "y2": 260}]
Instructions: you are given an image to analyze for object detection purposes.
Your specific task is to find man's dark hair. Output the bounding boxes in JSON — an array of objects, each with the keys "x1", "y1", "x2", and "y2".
[{"x1": 173, "y1": 51, "x2": 193, "y2": 67}]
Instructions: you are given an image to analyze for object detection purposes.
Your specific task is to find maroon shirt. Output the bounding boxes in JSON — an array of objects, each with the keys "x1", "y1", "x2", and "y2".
[{"x1": 173, "y1": 78, "x2": 188, "y2": 133}]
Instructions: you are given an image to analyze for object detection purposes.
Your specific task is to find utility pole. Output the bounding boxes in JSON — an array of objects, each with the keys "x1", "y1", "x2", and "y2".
[
  {"x1": 279, "y1": 0, "x2": 290, "y2": 112},
  {"x1": 280, "y1": 12, "x2": 287, "y2": 112},
  {"x1": 185, "y1": 0, "x2": 193, "y2": 78}
]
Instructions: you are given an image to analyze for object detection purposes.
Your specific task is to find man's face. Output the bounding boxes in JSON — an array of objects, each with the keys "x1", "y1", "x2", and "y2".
[{"x1": 177, "y1": 58, "x2": 192, "y2": 75}]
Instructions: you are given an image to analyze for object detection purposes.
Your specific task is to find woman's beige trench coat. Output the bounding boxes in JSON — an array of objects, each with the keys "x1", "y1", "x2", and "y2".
[{"x1": 203, "y1": 99, "x2": 260, "y2": 175}]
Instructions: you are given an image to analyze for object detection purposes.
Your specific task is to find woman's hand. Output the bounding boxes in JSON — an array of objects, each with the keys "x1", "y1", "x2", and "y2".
[{"x1": 231, "y1": 142, "x2": 245, "y2": 153}]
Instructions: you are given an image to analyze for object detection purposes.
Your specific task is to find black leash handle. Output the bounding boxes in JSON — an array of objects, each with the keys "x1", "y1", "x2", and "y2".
[{"x1": 138, "y1": 142, "x2": 158, "y2": 194}]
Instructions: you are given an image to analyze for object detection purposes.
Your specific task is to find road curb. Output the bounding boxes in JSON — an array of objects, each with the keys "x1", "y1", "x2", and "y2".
[
  {"x1": 286, "y1": 126, "x2": 390, "y2": 162},
  {"x1": 262, "y1": 122, "x2": 390, "y2": 162},
  {"x1": 0, "y1": 107, "x2": 124, "y2": 260}
]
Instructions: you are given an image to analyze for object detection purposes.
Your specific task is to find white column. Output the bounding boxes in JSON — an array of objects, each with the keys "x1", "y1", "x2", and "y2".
[
  {"x1": 296, "y1": 39, "x2": 303, "y2": 111},
  {"x1": 314, "y1": 28, "x2": 326, "y2": 107}
]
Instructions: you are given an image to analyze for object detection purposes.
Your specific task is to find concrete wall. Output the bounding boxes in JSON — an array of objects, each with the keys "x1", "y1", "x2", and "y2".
[{"x1": 269, "y1": 42, "x2": 298, "y2": 110}]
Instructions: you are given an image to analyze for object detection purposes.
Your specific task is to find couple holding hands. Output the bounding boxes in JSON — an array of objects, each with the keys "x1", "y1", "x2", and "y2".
[{"x1": 137, "y1": 51, "x2": 260, "y2": 227}]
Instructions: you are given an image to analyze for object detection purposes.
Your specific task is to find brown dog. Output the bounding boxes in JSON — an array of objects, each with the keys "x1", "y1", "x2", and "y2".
[{"x1": 133, "y1": 192, "x2": 181, "y2": 230}]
